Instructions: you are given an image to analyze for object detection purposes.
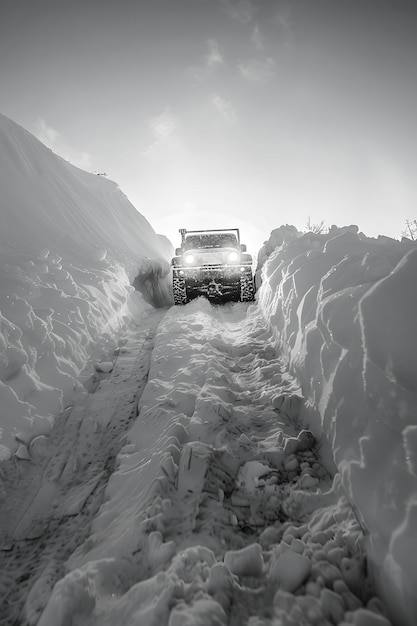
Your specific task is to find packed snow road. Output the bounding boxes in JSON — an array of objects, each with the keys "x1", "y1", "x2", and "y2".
[{"x1": 0, "y1": 300, "x2": 391, "y2": 625}]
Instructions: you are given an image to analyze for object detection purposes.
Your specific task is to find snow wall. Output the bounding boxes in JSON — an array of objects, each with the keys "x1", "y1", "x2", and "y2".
[
  {"x1": 257, "y1": 225, "x2": 417, "y2": 626},
  {"x1": 0, "y1": 114, "x2": 172, "y2": 460}
]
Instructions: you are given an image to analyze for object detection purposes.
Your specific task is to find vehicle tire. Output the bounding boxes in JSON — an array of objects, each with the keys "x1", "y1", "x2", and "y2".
[
  {"x1": 173, "y1": 273, "x2": 187, "y2": 305},
  {"x1": 240, "y1": 269, "x2": 255, "y2": 302}
]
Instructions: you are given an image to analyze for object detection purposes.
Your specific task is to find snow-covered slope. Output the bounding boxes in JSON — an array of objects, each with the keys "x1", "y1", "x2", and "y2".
[
  {"x1": 257, "y1": 225, "x2": 417, "y2": 625},
  {"x1": 0, "y1": 114, "x2": 172, "y2": 460}
]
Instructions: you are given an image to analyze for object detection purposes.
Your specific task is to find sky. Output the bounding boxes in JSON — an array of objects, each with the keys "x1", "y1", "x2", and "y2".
[{"x1": 1, "y1": 0, "x2": 417, "y2": 252}]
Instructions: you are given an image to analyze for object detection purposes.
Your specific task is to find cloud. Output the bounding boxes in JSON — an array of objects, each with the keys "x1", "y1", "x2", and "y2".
[
  {"x1": 143, "y1": 107, "x2": 179, "y2": 157},
  {"x1": 187, "y1": 65, "x2": 209, "y2": 82},
  {"x1": 149, "y1": 109, "x2": 177, "y2": 141},
  {"x1": 210, "y1": 94, "x2": 237, "y2": 122},
  {"x1": 222, "y1": 0, "x2": 257, "y2": 23},
  {"x1": 275, "y1": 9, "x2": 292, "y2": 34},
  {"x1": 188, "y1": 38, "x2": 224, "y2": 81},
  {"x1": 238, "y1": 57, "x2": 275, "y2": 83},
  {"x1": 252, "y1": 24, "x2": 263, "y2": 50},
  {"x1": 34, "y1": 119, "x2": 93, "y2": 171},
  {"x1": 274, "y1": 7, "x2": 294, "y2": 50},
  {"x1": 206, "y1": 38, "x2": 223, "y2": 69}
]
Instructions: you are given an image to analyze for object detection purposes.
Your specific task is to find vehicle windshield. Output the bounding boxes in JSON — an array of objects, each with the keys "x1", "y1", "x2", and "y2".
[{"x1": 184, "y1": 233, "x2": 238, "y2": 250}]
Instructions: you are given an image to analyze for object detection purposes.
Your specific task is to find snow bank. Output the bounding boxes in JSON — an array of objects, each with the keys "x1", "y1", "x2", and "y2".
[
  {"x1": 258, "y1": 225, "x2": 417, "y2": 625},
  {"x1": 0, "y1": 114, "x2": 172, "y2": 459}
]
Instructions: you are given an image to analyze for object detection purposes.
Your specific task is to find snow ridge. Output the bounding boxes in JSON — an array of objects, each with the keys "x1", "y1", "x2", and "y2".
[{"x1": 258, "y1": 225, "x2": 417, "y2": 625}]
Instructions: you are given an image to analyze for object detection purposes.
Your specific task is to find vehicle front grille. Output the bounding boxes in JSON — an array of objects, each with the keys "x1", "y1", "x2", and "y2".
[{"x1": 201, "y1": 264, "x2": 222, "y2": 270}]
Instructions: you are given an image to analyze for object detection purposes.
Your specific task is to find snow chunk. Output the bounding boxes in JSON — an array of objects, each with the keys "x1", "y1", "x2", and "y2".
[
  {"x1": 205, "y1": 564, "x2": 230, "y2": 595},
  {"x1": 15, "y1": 443, "x2": 31, "y2": 460},
  {"x1": 351, "y1": 608, "x2": 392, "y2": 626},
  {"x1": 224, "y1": 543, "x2": 264, "y2": 577},
  {"x1": 269, "y1": 549, "x2": 311, "y2": 591},
  {"x1": 146, "y1": 531, "x2": 176, "y2": 571},
  {"x1": 37, "y1": 565, "x2": 97, "y2": 626},
  {"x1": 169, "y1": 597, "x2": 227, "y2": 626},
  {"x1": 320, "y1": 587, "x2": 345, "y2": 623},
  {"x1": 235, "y1": 460, "x2": 271, "y2": 492},
  {"x1": 93, "y1": 360, "x2": 114, "y2": 373}
]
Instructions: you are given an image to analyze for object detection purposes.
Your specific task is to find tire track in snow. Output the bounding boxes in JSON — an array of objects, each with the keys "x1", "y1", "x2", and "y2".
[
  {"x1": 43, "y1": 299, "x2": 392, "y2": 625},
  {"x1": 152, "y1": 301, "x2": 392, "y2": 624},
  {"x1": 0, "y1": 309, "x2": 166, "y2": 626}
]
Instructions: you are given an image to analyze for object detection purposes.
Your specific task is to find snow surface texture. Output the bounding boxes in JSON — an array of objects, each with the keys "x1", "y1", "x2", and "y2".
[
  {"x1": 0, "y1": 311, "x2": 166, "y2": 624},
  {"x1": 0, "y1": 113, "x2": 415, "y2": 625},
  {"x1": 23, "y1": 301, "x2": 392, "y2": 626},
  {"x1": 0, "y1": 114, "x2": 172, "y2": 459},
  {"x1": 257, "y1": 225, "x2": 417, "y2": 625}
]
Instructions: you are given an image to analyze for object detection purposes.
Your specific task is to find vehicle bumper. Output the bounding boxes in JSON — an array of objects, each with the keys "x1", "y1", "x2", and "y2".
[{"x1": 173, "y1": 265, "x2": 246, "y2": 299}]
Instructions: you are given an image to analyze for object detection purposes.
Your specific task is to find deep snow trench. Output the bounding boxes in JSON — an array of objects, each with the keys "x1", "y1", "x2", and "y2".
[{"x1": 0, "y1": 300, "x2": 392, "y2": 626}]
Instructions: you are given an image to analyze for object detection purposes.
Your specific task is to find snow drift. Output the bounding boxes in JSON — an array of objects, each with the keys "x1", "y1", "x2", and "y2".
[
  {"x1": 257, "y1": 225, "x2": 417, "y2": 625},
  {"x1": 0, "y1": 114, "x2": 172, "y2": 460}
]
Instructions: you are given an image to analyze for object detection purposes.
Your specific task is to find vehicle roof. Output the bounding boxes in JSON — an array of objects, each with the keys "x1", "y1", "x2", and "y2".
[
  {"x1": 184, "y1": 228, "x2": 239, "y2": 237},
  {"x1": 183, "y1": 232, "x2": 239, "y2": 249}
]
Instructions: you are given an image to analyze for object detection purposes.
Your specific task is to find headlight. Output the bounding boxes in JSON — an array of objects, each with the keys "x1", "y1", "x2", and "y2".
[
  {"x1": 185, "y1": 254, "x2": 195, "y2": 264},
  {"x1": 228, "y1": 251, "x2": 239, "y2": 262}
]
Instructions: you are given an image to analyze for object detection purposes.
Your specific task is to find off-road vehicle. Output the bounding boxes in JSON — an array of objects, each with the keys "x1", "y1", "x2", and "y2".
[{"x1": 171, "y1": 228, "x2": 255, "y2": 305}]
